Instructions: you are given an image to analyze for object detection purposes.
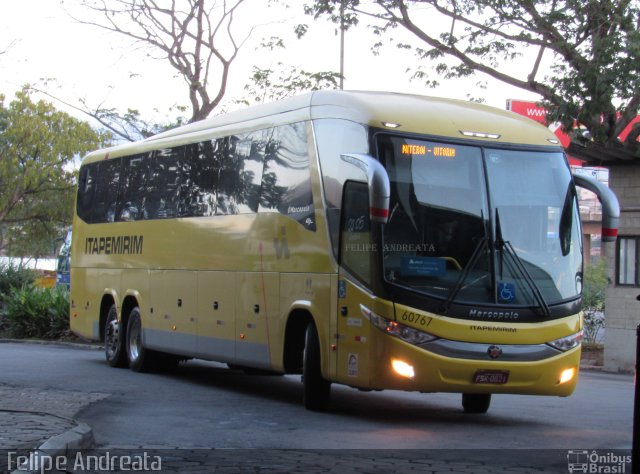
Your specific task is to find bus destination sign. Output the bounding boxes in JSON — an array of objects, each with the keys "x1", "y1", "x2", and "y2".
[{"x1": 401, "y1": 143, "x2": 456, "y2": 158}]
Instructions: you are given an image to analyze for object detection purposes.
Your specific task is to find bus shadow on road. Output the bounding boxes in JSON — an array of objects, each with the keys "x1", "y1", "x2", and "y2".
[{"x1": 126, "y1": 358, "x2": 551, "y2": 428}]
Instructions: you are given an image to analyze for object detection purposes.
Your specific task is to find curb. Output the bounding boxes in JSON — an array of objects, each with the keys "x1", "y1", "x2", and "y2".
[
  {"x1": 11, "y1": 422, "x2": 94, "y2": 474},
  {"x1": 0, "y1": 338, "x2": 102, "y2": 351}
]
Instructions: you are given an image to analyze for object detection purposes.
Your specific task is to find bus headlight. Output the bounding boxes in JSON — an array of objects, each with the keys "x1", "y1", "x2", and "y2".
[
  {"x1": 361, "y1": 305, "x2": 438, "y2": 346},
  {"x1": 547, "y1": 331, "x2": 583, "y2": 352}
]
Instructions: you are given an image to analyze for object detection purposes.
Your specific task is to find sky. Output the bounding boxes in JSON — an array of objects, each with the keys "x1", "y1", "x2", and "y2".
[{"x1": 0, "y1": 0, "x2": 543, "y2": 127}]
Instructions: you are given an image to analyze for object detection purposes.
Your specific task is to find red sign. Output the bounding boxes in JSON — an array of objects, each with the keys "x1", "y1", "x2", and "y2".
[
  {"x1": 507, "y1": 99, "x2": 640, "y2": 166},
  {"x1": 507, "y1": 99, "x2": 576, "y2": 163}
]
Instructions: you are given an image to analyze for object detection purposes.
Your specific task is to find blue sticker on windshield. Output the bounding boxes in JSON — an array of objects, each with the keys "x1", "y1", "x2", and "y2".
[
  {"x1": 498, "y1": 282, "x2": 516, "y2": 303},
  {"x1": 401, "y1": 257, "x2": 446, "y2": 277}
]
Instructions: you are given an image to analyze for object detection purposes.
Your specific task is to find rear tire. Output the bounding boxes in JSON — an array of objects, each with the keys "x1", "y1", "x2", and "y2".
[
  {"x1": 462, "y1": 393, "x2": 491, "y2": 414},
  {"x1": 302, "y1": 322, "x2": 331, "y2": 411},
  {"x1": 126, "y1": 307, "x2": 156, "y2": 372},
  {"x1": 105, "y1": 305, "x2": 127, "y2": 368}
]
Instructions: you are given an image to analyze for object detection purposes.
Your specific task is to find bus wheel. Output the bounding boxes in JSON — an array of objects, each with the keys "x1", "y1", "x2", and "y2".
[
  {"x1": 302, "y1": 322, "x2": 331, "y2": 411},
  {"x1": 462, "y1": 393, "x2": 491, "y2": 414},
  {"x1": 126, "y1": 307, "x2": 155, "y2": 372},
  {"x1": 105, "y1": 305, "x2": 127, "y2": 368}
]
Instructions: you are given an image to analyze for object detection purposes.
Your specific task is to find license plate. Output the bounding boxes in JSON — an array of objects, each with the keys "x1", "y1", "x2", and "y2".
[{"x1": 473, "y1": 370, "x2": 510, "y2": 385}]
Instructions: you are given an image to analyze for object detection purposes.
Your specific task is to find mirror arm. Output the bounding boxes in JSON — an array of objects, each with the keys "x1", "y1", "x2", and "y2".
[
  {"x1": 340, "y1": 153, "x2": 391, "y2": 223},
  {"x1": 573, "y1": 173, "x2": 620, "y2": 242}
]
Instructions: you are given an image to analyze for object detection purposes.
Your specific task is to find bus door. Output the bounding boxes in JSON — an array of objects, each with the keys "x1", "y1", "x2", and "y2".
[{"x1": 336, "y1": 181, "x2": 374, "y2": 386}]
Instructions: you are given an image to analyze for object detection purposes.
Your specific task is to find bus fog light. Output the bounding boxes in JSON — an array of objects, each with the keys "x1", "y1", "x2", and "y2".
[
  {"x1": 391, "y1": 359, "x2": 415, "y2": 379},
  {"x1": 558, "y1": 367, "x2": 576, "y2": 385}
]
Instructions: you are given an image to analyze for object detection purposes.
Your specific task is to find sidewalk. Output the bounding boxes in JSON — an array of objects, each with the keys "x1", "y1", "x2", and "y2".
[
  {"x1": 0, "y1": 382, "x2": 106, "y2": 474},
  {"x1": 0, "y1": 340, "x2": 106, "y2": 474}
]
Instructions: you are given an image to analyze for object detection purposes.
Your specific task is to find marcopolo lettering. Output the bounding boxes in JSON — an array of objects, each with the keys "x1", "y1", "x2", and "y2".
[
  {"x1": 468, "y1": 309, "x2": 520, "y2": 320},
  {"x1": 85, "y1": 235, "x2": 144, "y2": 255}
]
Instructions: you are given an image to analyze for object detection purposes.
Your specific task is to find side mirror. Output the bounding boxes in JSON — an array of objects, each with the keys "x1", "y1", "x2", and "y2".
[
  {"x1": 340, "y1": 153, "x2": 390, "y2": 223},
  {"x1": 573, "y1": 173, "x2": 620, "y2": 242}
]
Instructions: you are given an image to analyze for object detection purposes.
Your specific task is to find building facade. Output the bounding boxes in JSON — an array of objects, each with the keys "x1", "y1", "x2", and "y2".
[{"x1": 604, "y1": 165, "x2": 640, "y2": 372}]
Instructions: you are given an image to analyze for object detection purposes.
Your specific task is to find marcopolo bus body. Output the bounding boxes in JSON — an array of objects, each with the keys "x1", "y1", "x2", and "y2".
[{"x1": 70, "y1": 91, "x2": 619, "y2": 413}]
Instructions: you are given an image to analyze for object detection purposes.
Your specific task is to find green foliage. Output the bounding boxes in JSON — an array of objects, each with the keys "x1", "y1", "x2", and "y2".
[
  {"x1": 0, "y1": 261, "x2": 35, "y2": 305},
  {"x1": 582, "y1": 259, "x2": 608, "y2": 345},
  {"x1": 0, "y1": 87, "x2": 109, "y2": 256},
  {"x1": 582, "y1": 259, "x2": 608, "y2": 313},
  {"x1": 2, "y1": 285, "x2": 70, "y2": 340}
]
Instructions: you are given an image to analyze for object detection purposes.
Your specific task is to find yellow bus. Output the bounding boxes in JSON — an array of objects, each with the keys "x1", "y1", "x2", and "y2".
[{"x1": 70, "y1": 91, "x2": 619, "y2": 413}]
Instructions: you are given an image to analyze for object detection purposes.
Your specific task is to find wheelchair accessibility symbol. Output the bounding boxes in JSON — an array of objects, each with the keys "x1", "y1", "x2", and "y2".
[{"x1": 498, "y1": 282, "x2": 516, "y2": 303}]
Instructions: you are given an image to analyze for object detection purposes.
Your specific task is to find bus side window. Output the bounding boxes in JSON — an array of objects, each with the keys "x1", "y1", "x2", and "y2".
[
  {"x1": 117, "y1": 154, "x2": 150, "y2": 222},
  {"x1": 146, "y1": 147, "x2": 184, "y2": 219},
  {"x1": 182, "y1": 141, "x2": 217, "y2": 217},
  {"x1": 93, "y1": 159, "x2": 122, "y2": 223},
  {"x1": 77, "y1": 164, "x2": 98, "y2": 223},
  {"x1": 340, "y1": 181, "x2": 372, "y2": 287},
  {"x1": 259, "y1": 123, "x2": 315, "y2": 230}
]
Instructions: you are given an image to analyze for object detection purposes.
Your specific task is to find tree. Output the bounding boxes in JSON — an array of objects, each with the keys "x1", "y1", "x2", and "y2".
[
  {"x1": 0, "y1": 88, "x2": 109, "y2": 257},
  {"x1": 305, "y1": 0, "x2": 640, "y2": 162},
  {"x1": 239, "y1": 63, "x2": 341, "y2": 105},
  {"x1": 73, "y1": 0, "x2": 257, "y2": 124},
  {"x1": 0, "y1": 40, "x2": 17, "y2": 56},
  {"x1": 233, "y1": 34, "x2": 342, "y2": 106}
]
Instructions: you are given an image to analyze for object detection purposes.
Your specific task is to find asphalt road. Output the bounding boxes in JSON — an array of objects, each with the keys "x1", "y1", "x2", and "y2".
[{"x1": 0, "y1": 341, "x2": 632, "y2": 452}]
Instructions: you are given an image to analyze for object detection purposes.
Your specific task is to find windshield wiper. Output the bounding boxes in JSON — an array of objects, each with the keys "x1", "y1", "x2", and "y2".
[
  {"x1": 439, "y1": 236, "x2": 489, "y2": 314},
  {"x1": 495, "y1": 209, "x2": 551, "y2": 318}
]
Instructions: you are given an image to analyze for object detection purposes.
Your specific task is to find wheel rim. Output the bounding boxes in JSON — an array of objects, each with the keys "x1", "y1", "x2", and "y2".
[
  {"x1": 105, "y1": 318, "x2": 119, "y2": 360},
  {"x1": 128, "y1": 316, "x2": 141, "y2": 363}
]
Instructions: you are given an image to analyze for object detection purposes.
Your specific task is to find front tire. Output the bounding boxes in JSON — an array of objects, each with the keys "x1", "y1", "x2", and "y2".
[
  {"x1": 302, "y1": 322, "x2": 331, "y2": 411},
  {"x1": 105, "y1": 304, "x2": 127, "y2": 368},
  {"x1": 462, "y1": 393, "x2": 491, "y2": 414},
  {"x1": 126, "y1": 307, "x2": 156, "y2": 372}
]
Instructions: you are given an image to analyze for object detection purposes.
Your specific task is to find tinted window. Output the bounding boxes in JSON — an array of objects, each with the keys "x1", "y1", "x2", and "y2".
[
  {"x1": 76, "y1": 163, "x2": 98, "y2": 223},
  {"x1": 218, "y1": 134, "x2": 263, "y2": 214},
  {"x1": 182, "y1": 142, "x2": 217, "y2": 217},
  {"x1": 76, "y1": 122, "x2": 314, "y2": 228},
  {"x1": 314, "y1": 119, "x2": 370, "y2": 252},
  {"x1": 117, "y1": 154, "x2": 150, "y2": 222},
  {"x1": 146, "y1": 147, "x2": 184, "y2": 219},
  {"x1": 259, "y1": 122, "x2": 315, "y2": 230},
  {"x1": 93, "y1": 159, "x2": 122, "y2": 223},
  {"x1": 340, "y1": 181, "x2": 372, "y2": 286}
]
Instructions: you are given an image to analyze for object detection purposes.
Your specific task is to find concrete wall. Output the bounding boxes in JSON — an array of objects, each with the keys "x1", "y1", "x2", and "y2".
[{"x1": 604, "y1": 165, "x2": 640, "y2": 373}]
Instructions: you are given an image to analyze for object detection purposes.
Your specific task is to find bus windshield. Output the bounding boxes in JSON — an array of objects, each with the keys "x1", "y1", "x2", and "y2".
[
  {"x1": 378, "y1": 135, "x2": 582, "y2": 309},
  {"x1": 56, "y1": 228, "x2": 72, "y2": 289}
]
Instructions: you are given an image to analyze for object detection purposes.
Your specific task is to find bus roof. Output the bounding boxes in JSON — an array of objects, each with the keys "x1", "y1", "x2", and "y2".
[{"x1": 81, "y1": 90, "x2": 560, "y2": 164}]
